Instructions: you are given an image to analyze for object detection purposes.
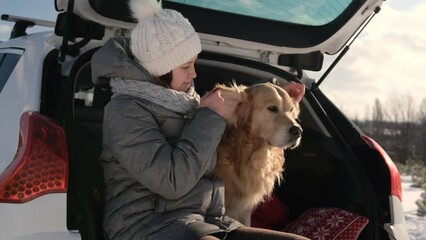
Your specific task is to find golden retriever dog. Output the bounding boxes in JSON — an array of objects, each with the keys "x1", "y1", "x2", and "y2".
[{"x1": 213, "y1": 82, "x2": 303, "y2": 226}]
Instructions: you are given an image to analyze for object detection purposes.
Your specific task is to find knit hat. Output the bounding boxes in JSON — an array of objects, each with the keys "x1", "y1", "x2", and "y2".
[{"x1": 129, "y1": 0, "x2": 202, "y2": 77}]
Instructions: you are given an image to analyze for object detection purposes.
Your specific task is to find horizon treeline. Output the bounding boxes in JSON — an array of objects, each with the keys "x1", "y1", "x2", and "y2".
[{"x1": 352, "y1": 96, "x2": 426, "y2": 165}]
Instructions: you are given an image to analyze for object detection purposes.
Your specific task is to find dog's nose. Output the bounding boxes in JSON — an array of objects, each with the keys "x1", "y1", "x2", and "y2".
[{"x1": 289, "y1": 126, "x2": 303, "y2": 137}]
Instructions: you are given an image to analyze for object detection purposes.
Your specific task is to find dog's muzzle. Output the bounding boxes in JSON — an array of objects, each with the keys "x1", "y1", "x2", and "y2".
[
  {"x1": 289, "y1": 125, "x2": 303, "y2": 138},
  {"x1": 288, "y1": 125, "x2": 303, "y2": 148}
]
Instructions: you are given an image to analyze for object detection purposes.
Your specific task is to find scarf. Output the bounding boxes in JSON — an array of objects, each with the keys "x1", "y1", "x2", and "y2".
[{"x1": 110, "y1": 78, "x2": 200, "y2": 114}]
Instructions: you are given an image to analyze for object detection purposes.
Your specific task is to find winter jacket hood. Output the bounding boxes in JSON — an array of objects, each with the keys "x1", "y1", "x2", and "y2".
[{"x1": 92, "y1": 37, "x2": 152, "y2": 86}]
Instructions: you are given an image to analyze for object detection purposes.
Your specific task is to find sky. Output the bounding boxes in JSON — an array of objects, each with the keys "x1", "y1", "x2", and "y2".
[
  {"x1": 0, "y1": 0, "x2": 425, "y2": 120},
  {"x1": 310, "y1": 0, "x2": 426, "y2": 120}
]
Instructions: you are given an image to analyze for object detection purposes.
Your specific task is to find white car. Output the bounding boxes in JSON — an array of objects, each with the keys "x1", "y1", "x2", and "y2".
[{"x1": 0, "y1": 0, "x2": 410, "y2": 239}]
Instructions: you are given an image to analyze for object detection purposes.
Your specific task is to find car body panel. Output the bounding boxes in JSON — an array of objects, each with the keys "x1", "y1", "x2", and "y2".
[
  {"x1": 385, "y1": 196, "x2": 410, "y2": 240},
  {"x1": 0, "y1": 194, "x2": 79, "y2": 240},
  {"x1": 0, "y1": 33, "x2": 54, "y2": 173}
]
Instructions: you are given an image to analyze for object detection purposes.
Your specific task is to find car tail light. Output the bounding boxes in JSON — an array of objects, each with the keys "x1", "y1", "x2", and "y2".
[
  {"x1": 361, "y1": 135, "x2": 402, "y2": 201},
  {"x1": 0, "y1": 111, "x2": 68, "y2": 203}
]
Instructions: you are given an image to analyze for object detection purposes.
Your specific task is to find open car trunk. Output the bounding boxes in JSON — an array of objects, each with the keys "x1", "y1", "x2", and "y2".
[{"x1": 62, "y1": 48, "x2": 393, "y2": 240}]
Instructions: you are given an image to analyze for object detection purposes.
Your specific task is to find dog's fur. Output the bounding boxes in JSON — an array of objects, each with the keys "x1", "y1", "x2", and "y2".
[{"x1": 213, "y1": 82, "x2": 303, "y2": 225}]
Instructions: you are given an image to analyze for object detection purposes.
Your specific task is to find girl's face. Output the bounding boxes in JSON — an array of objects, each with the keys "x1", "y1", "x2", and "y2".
[{"x1": 170, "y1": 56, "x2": 197, "y2": 92}]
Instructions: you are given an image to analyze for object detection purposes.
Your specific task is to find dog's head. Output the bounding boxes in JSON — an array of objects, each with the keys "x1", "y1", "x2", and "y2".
[{"x1": 217, "y1": 82, "x2": 303, "y2": 149}]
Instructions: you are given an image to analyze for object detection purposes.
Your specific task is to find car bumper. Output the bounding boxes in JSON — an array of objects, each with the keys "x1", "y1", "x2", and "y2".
[
  {"x1": 384, "y1": 195, "x2": 411, "y2": 240},
  {"x1": 0, "y1": 193, "x2": 80, "y2": 240}
]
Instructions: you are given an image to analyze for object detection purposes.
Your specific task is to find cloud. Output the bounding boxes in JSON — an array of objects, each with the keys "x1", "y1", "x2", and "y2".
[
  {"x1": 319, "y1": 2, "x2": 426, "y2": 119},
  {"x1": 0, "y1": 24, "x2": 12, "y2": 41}
]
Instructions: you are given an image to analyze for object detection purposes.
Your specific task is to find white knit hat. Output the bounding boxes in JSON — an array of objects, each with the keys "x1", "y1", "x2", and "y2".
[{"x1": 129, "y1": 0, "x2": 202, "y2": 77}]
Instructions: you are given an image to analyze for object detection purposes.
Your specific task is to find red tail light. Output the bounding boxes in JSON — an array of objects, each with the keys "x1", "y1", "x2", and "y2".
[
  {"x1": 361, "y1": 135, "x2": 402, "y2": 201},
  {"x1": 0, "y1": 111, "x2": 68, "y2": 203}
]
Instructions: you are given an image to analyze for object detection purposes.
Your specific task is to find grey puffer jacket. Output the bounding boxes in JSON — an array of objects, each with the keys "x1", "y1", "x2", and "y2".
[{"x1": 91, "y1": 38, "x2": 242, "y2": 240}]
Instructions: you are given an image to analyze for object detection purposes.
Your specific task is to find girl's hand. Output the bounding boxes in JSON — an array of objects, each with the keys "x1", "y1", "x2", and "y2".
[{"x1": 200, "y1": 89, "x2": 238, "y2": 119}]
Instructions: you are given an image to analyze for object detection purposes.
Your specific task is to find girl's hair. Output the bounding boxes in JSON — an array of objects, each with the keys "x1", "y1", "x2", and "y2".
[{"x1": 154, "y1": 71, "x2": 173, "y2": 88}]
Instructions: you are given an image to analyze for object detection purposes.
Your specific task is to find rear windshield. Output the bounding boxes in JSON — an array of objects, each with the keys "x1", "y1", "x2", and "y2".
[{"x1": 167, "y1": 0, "x2": 353, "y2": 26}]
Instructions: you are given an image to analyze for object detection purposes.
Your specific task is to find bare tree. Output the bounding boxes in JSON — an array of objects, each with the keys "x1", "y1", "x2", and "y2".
[
  {"x1": 364, "y1": 104, "x2": 371, "y2": 121},
  {"x1": 385, "y1": 93, "x2": 416, "y2": 163},
  {"x1": 371, "y1": 98, "x2": 385, "y2": 143},
  {"x1": 418, "y1": 98, "x2": 426, "y2": 164}
]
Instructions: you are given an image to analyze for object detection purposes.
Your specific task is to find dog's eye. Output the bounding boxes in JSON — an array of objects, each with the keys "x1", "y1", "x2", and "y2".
[
  {"x1": 296, "y1": 118, "x2": 301, "y2": 124},
  {"x1": 267, "y1": 106, "x2": 279, "y2": 113}
]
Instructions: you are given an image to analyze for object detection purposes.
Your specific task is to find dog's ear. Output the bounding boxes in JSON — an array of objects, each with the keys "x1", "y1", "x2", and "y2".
[
  {"x1": 232, "y1": 91, "x2": 251, "y2": 127},
  {"x1": 280, "y1": 82, "x2": 305, "y2": 104}
]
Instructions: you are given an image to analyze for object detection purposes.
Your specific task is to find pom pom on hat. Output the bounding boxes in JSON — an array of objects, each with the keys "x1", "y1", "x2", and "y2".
[
  {"x1": 129, "y1": 0, "x2": 162, "y2": 21},
  {"x1": 129, "y1": 0, "x2": 202, "y2": 77}
]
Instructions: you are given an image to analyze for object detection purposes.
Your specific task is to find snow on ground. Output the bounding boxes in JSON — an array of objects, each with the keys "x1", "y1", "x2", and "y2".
[{"x1": 401, "y1": 175, "x2": 426, "y2": 240}]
